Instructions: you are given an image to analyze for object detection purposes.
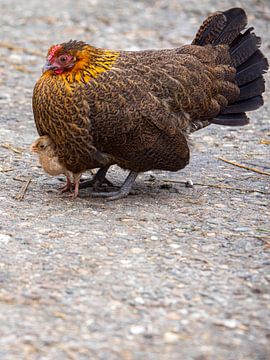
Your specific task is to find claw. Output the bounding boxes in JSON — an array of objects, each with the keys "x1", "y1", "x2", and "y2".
[
  {"x1": 79, "y1": 166, "x2": 114, "y2": 191},
  {"x1": 90, "y1": 171, "x2": 138, "y2": 201}
]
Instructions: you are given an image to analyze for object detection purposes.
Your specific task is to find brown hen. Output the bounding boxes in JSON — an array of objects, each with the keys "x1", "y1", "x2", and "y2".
[{"x1": 33, "y1": 8, "x2": 268, "y2": 200}]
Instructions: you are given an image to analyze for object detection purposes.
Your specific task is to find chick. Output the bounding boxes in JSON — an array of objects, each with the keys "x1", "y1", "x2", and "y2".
[{"x1": 30, "y1": 135, "x2": 82, "y2": 198}]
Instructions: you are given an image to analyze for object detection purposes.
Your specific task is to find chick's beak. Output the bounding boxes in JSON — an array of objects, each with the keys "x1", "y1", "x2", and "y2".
[
  {"x1": 42, "y1": 60, "x2": 57, "y2": 73},
  {"x1": 30, "y1": 144, "x2": 38, "y2": 153}
]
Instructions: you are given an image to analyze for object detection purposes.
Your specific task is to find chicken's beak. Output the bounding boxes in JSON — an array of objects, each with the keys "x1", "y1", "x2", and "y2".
[{"x1": 42, "y1": 61, "x2": 57, "y2": 73}]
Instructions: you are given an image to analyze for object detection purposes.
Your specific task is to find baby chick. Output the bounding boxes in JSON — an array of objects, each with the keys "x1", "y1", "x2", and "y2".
[{"x1": 30, "y1": 135, "x2": 82, "y2": 198}]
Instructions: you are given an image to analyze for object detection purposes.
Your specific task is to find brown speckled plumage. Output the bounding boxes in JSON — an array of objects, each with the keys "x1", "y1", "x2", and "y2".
[{"x1": 33, "y1": 8, "x2": 268, "y2": 199}]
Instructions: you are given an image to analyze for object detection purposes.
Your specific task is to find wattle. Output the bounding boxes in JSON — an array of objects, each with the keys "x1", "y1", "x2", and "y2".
[{"x1": 54, "y1": 69, "x2": 64, "y2": 75}]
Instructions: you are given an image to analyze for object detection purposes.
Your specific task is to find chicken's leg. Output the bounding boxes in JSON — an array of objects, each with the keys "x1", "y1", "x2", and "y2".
[
  {"x1": 79, "y1": 166, "x2": 114, "y2": 191},
  {"x1": 90, "y1": 171, "x2": 138, "y2": 201}
]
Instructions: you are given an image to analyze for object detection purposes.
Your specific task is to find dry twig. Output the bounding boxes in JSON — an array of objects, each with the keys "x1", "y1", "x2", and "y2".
[
  {"x1": 218, "y1": 156, "x2": 270, "y2": 176},
  {"x1": 0, "y1": 41, "x2": 44, "y2": 57},
  {"x1": 260, "y1": 139, "x2": 270, "y2": 145},
  {"x1": 190, "y1": 257, "x2": 214, "y2": 266},
  {"x1": 155, "y1": 179, "x2": 269, "y2": 195},
  {"x1": 15, "y1": 177, "x2": 32, "y2": 201},
  {"x1": 12, "y1": 64, "x2": 34, "y2": 74},
  {"x1": 13, "y1": 176, "x2": 27, "y2": 182},
  {"x1": 0, "y1": 168, "x2": 14, "y2": 173},
  {"x1": 1, "y1": 143, "x2": 23, "y2": 154},
  {"x1": 262, "y1": 240, "x2": 270, "y2": 249},
  {"x1": 193, "y1": 182, "x2": 268, "y2": 195}
]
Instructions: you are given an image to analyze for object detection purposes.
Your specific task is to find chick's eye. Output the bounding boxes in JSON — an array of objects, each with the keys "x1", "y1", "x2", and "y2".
[{"x1": 39, "y1": 144, "x2": 45, "y2": 149}]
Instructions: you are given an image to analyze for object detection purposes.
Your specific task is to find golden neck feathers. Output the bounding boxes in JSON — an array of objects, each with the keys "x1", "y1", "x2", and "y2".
[{"x1": 43, "y1": 45, "x2": 120, "y2": 85}]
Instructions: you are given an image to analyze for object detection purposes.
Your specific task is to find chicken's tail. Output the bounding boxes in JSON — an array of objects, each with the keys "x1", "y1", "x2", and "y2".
[{"x1": 193, "y1": 7, "x2": 268, "y2": 126}]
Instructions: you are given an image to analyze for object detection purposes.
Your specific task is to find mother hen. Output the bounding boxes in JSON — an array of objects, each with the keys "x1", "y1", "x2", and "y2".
[{"x1": 33, "y1": 8, "x2": 268, "y2": 200}]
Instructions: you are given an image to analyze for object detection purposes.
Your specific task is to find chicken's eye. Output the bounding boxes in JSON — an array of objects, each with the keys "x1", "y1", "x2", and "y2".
[
  {"x1": 39, "y1": 144, "x2": 45, "y2": 149},
  {"x1": 59, "y1": 55, "x2": 68, "y2": 63}
]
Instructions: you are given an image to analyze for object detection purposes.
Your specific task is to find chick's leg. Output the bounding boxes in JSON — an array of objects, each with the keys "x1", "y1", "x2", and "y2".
[
  {"x1": 72, "y1": 173, "x2": 82, "y2": 199},
  {"x1": 59, "y1": 176, "x2": 72, "y2": 193},
  {"x1": 90, "y1": 171, "x2": 138, "y2": 201},
  {"x1": 63, "y1": 173, "x2": 82, "y2": 199},
  {"x1": 79, "y1": 166, "x2": 114, "y2": 191}
]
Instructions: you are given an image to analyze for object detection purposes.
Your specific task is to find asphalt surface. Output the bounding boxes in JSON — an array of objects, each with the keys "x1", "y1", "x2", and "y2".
[{"x1": 0, "y1": 0, "x2": 269, "y2": 359}]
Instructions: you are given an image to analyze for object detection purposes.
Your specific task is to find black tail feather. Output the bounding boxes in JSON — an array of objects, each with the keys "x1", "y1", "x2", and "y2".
[
  {"x1": 236, "y1": 50, "x2": 268, "y2": 86},
  {"x1": 221, "y1": 96, "x2": 264, "y2": 114},
  {"x1": 230, "y1": 28, "x2": 261, "y2": 67},
  {"x1": 212, "y1": 8, "x2": 248, "y2": 46},
  {"x1": 192, "y1": 8, "x2": 247, "y2": 46},
  {"x1": 237, "y1": 76, "x2": 265, "y2": 102},
  {"x1": 212, "y1": 113, "x2": 249, "y2": 126},
  {"x1": 194, "y1": 8, "x2": 268, "y2": 127},
  {"x1": 198, "y1": 8, "x2": 270, "y2": 127}
]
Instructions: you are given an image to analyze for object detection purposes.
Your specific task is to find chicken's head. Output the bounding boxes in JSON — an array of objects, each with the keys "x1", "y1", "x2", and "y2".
[
  {"x1": 41, "y1": 40, "x2": 119, "y2": 82},
  {"x1": 42, "y1": 40, "x2": 88, "y2": 75}
]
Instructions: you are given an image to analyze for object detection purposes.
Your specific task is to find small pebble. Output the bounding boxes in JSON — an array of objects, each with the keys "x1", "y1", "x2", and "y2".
[
  {"x1": 214, "y1": 319, "x2": 238, "y2": 329},
  {"x1": 163, "y1": 332, "x2": 180, "y2": 343},
  {"x1": 160, "y1": 183, "x2": 172, "y2": 189},
  {"x1": 129, "y1": 325, "x2": 145, "y2": 335},
  {"x1": 130, "y1": 247, "x2": 144, "y2": 254},
  {"x1": 134, "y1": 296, "x2": 145, "y2": 305},
  {"x1": 0, "y1": 234, "x2": 12, "y2": 244},
  {"x1": 234, "y1": 227, "x2": 250, "y2": 232},
  {"x1": 169, "y1": 243, "x2": 181, "y2": 249},
  {"x1": 185, "y1": 179, "x2": 193, "y2": 188}
]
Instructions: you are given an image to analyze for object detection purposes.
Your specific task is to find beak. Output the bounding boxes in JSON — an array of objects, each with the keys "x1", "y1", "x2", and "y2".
[
  {"x1": 29, "y1": 143, "x2": 37, "y2": 152},
  {"x1": 30, "y1": 141, "x2": 39, "y2": 153},
  {"x1": 42, "y1": 61, "x2": 57, "y2": 73},
  {"x1": 30, "y1": 145, "x2": 38, "y2": 153}
]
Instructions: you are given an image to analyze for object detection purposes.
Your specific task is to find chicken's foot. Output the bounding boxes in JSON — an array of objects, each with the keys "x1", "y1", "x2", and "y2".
[
  {"x1": 90, "y1": 171, "x2": 138, "y2": 201},
  {"x1": 79, "y1": 166, "x2": 114, "y2": 191}
]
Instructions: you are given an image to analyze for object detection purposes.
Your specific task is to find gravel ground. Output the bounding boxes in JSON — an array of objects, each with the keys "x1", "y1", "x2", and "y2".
[{"x1": 0, "y1": 0, "x2": 269, "y2": 359}]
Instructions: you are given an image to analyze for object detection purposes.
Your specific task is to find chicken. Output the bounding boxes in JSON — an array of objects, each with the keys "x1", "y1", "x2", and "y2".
[
  {"x1": 33, "y1": 8, "x2": 268, "y2": 200},
  {"x1": 30, "y1": 135, "x2": 82, "y2": 198}
]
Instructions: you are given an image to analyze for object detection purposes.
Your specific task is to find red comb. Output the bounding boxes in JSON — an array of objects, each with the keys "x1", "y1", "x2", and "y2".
[{"x1": 48, "y1": 45, "x2": 61, "y2": 61}]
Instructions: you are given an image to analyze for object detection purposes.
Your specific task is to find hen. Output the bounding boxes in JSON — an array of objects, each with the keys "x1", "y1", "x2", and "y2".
[
  {"x1": 33, "y1": 8, "x2": 268, "y2": 200},
  {"x1": 31, "y1": 135, "x2": 82, "y2": 198}
]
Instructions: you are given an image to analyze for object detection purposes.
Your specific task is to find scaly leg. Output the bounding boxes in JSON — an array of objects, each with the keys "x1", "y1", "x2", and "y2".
[
  {"x1": 90, "y1": 171, "x2": 138, "y2": 201},
  {"x1": 79, "y1": 166, "x2": 114, "y2": 191},
  {"x1": 59, "y1": 176, "x2": 72, "y2": 193},
  {"x1": 72, "y1": 174, "x2": 81, "y2": 198},
  {"x1": 66, "y1": 173, "x2": 82, "y2": 199}
]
